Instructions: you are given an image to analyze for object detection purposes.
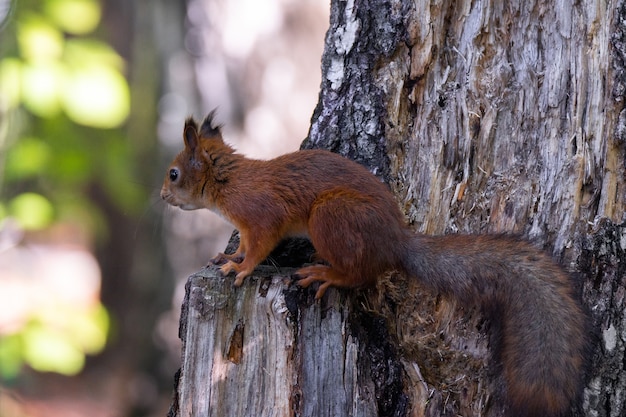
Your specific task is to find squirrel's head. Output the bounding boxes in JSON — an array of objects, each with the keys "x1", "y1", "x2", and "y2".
[{"x1": 160, "y1": 111, "x2": 235, "y2": 210}]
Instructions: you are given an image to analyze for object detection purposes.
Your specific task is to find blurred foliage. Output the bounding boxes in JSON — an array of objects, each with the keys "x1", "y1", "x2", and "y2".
[
  {"x1": 0, "y1": 304, "x2": 109, "y2": 378},
  {"x1": 0, "y1": 0, "x2": 142, "y2": 378}
]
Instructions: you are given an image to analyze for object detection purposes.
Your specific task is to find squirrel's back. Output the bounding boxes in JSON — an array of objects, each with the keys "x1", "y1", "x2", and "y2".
[
  {"x1": 224, "y1": 149, "x2": 407, "y2": 235},
  {"x1": 241, "y1": 149, "x2": 396, "y2": 201}
]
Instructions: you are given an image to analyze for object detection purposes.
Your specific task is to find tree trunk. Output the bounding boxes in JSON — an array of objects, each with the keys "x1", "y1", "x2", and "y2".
[{"x1": 170, "y1": 0, "x2": 626, "y2": 416}]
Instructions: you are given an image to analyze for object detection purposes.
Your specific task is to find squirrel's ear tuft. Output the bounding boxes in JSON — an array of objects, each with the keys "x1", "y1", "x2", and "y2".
[
  {"x1": 183, "y1": 117, "x2": 199, "y2": 150},
  {"x1": 200, "y1": 109, "x2": 223, "y2": 138}
]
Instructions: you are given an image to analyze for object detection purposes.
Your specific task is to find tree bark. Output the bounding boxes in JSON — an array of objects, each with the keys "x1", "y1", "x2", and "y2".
[
  {"x1": 170, "y1": 0, "x2": 626, "y2": 416},
  {"x1": 171, "y1": 266, "x2": 385, "y2": 417}
]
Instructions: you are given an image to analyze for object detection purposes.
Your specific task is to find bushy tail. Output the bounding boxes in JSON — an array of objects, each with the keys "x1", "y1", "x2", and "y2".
[{"x1": 402, "y1": 234, "x2": 588, "y2": 417}]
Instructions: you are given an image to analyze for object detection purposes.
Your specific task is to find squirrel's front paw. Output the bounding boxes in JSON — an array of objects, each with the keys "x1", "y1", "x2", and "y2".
[
  {"x1": 210, "y1": 252, "x2": 244, "y2": 266},
  {"x1": 233, "y1": 272, "x2": 246, "y2": 287},
  {"x1": 209, "y1": 253, "x2": 228, "y2": 266},
  {"x1": 219, "y1": 261, "x2": 237, "y2": 276},
  {"x1": 219, "y1": 262, "x2": 254, "y2": 288}
]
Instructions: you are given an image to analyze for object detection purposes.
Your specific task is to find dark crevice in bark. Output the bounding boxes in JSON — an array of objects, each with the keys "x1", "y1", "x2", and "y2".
[{"x1": 349, "y1": 309, "x2": 409, "y2": 417}]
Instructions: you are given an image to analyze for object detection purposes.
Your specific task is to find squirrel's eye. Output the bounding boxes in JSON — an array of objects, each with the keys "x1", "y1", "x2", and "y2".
[{"x1": 169, "y1": 168, "x2": 179, "y2": 182}]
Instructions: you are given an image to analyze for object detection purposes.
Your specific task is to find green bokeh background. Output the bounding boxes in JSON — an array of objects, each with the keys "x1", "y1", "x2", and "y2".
[{"x1": 0, "y1": 0, "x2": 157, "y2": 381}]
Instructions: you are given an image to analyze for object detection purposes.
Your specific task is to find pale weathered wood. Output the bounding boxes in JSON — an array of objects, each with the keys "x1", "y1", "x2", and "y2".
[
  {"x1": 170, "y1": 265, "x2": 380, "y2": 417},
  {"x1": 177, "y1": 268, "x2": 293, "y2": 417}
]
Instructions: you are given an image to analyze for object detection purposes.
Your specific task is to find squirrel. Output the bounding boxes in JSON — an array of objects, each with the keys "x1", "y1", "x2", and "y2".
[{"x1": 161, "y1": 112, "x2": 588, "y2": 417}]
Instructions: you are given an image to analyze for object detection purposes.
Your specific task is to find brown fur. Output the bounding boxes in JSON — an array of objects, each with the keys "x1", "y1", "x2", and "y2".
[{"x1": 161, "y1": 114, "x2": 587, "y2": 416}]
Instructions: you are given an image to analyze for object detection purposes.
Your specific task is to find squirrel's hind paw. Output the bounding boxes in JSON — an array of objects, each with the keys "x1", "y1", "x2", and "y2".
[{"x1": 296, "y1": 265, "x2": 337, "y2": 299}]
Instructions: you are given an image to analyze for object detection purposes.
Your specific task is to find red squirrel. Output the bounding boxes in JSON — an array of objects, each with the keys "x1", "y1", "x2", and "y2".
[{"x1": 161, "y1": 112, "x2": 588, "y2": 417}]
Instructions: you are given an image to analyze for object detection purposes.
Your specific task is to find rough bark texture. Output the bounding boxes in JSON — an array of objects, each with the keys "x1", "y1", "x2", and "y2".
[
  {"x1": 169, "y1": 266, "x2": 381, "y2": 417},
  {"x1": 171, "y1": 0, "x2": 626, "y2": 416},
  {"x1": 579, "y1": 219, "x2": 626, "y2": 417}
]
